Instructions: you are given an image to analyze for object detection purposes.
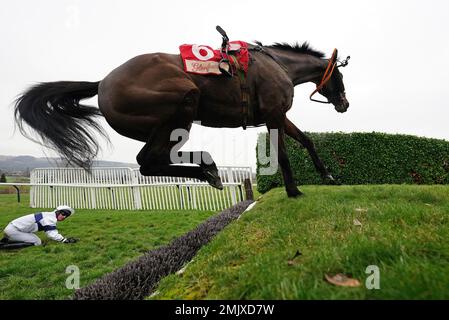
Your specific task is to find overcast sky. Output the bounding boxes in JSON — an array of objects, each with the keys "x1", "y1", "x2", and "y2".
[{"x1": 1, "y1": 0, "x2": 448, "y2": 170}]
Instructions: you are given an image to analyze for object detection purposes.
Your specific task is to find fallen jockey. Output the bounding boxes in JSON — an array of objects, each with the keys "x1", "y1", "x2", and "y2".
[{"x1": 0, "y1": 205, "x2": 78, "y2": 250}]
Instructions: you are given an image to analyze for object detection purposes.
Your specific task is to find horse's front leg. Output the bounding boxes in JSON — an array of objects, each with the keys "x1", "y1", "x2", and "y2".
[
  {"x1": 266, "y1": 122, "x2": 303, "y2": 198},
  {"x1": 284, "y1": 117, "x2": 339, "y2": 185}
]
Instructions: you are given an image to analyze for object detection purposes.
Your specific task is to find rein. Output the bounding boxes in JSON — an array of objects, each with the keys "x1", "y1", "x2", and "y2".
[{"x1": 309, "y1": 48, "x2": 338, "y2": 104}]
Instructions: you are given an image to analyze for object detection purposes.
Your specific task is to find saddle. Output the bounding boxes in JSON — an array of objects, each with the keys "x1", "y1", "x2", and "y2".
[
  {"x1": 179, "y1": 26, "x2": 252, "y2": 129},
  {"x1": 216, "y1": 26, "x2": 244, "y2": 77},
  {"x1": 215, "y1": 26, "x2": 252, "y2": 129},
  {"x1": 179, "y1": 28, "x2": 249, "y2": 76}
]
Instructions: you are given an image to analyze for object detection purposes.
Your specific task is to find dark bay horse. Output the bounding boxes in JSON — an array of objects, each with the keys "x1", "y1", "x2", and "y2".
[{"x1": 14, "y1": 38, "x2": 349, "y2": 197}]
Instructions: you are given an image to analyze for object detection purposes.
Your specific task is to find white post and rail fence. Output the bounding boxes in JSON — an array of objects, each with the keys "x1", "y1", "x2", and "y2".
[{"x1": 0, "y1": 166, "x2": 254, "y2": 211}]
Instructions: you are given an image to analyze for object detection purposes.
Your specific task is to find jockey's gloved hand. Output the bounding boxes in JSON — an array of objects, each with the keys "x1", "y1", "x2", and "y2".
[{"x1": 63, "y1": 237, "x2": 78, "y2": 244}]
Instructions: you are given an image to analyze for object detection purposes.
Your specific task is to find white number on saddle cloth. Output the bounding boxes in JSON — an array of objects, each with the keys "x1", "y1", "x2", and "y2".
[
  {"x1": 179, "y1": 44, "x2": 221, "y2": 75},
  {"x1": 191, "y1": 44, "x2": 214, "y2": 61}
]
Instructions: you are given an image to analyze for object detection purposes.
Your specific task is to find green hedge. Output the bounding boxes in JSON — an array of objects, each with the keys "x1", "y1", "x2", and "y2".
[{"x1": 256, "y1": 132, "x2": 449, "y2": 194}]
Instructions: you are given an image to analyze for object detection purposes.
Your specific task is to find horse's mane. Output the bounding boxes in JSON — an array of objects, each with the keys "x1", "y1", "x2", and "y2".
[{"x1": 254, "y1": 41, "x2": 325, "y2": 58}]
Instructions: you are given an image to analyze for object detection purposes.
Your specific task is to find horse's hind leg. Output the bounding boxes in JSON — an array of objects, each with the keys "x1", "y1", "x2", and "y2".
[
  {"x1": 139, "y1": 146, "x2": 223, "y2": 189},
  {"x1": 173, "y1": 150, "x2": 222, "y2": 188},
  {"x1": 140, "y1": 163, "x2": 205, "y2": 180},
  {"x1": 284, "y1": 118, "x2": 338, "y2": 185},
  {"x1": 135, "y1": 87, "x2": 199, "y2": 165},
  {"x1": 137, "y1": 112, "x2": 223, "y2": 188}
]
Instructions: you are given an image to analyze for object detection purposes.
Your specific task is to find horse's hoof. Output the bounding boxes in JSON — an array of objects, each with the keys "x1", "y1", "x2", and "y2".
[
  {"x1": 210, "y1": 180, "x2": 224, "y2": 190},
  {"x1": 205, "y1": 172, "x2": 223, "y2": 190},
  {"x1": 287, "y1": 188, "x2": 303, "y2": 198},
  {"x1": 139, "y1": 165, "x2": 150, "y2": 176},
  {"x1": 323, "y1": 174, "x2": 341, "y2": 185},
  {"x1": 203, "y1": 166, "x2": 223, "y2": 190}
]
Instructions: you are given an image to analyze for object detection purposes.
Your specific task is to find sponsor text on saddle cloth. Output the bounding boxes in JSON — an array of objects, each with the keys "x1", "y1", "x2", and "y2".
[{"x1": 179, "y1": 41, "x2": 249, "y2": 75}]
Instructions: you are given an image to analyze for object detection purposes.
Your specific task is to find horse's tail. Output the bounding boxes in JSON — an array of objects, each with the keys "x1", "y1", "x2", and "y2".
[{"x1": 14, "y1": 81, "x2": 108, "y2": 169}]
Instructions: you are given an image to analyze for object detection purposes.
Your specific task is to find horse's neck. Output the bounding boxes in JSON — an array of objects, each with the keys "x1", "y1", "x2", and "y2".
[{"x1": 269, "y1": 49, "x2": 327, "y2": 86}]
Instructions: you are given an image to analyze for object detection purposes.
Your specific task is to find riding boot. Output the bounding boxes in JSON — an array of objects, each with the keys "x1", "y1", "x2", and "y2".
[{"x1": 0, "y1": 241, "x2": 34, "y2": 250}]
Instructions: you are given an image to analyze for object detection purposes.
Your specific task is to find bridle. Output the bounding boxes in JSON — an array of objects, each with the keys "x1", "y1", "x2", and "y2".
[{"x1": 309, "y1": 48, "x2": 350, "y2": 104}]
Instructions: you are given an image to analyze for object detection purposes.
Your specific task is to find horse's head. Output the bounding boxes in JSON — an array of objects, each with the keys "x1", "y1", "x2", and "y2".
[
  {"x1": 320, "y1": 67, "x2": 349, "y2": 113},
  {"x1": 310, "y1": 49, "x2": 350, "y2": 113}
]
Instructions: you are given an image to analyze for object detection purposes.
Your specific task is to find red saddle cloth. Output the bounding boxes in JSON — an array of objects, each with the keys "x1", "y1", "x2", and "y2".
[{"x1": 179, "y1": 41, "x2": 249, "y2": 75}]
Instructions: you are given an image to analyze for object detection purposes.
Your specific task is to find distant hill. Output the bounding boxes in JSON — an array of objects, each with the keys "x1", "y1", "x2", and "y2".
[{"x1": 0, "y1": 155, "x2": 138, "y2": 174}]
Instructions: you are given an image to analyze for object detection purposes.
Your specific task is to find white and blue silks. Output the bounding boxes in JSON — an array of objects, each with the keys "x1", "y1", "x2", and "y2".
[{"x1": 3, "y1": 211, "x2": 67, "y2": 245}]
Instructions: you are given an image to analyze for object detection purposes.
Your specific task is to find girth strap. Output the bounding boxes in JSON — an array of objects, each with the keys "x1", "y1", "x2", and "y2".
[
  {"x1": 230, "y1": 54, "x2": 253, "y2": 130},
  {"x1": 240, "y1": 77, "x2": 252, "y2": 130}
]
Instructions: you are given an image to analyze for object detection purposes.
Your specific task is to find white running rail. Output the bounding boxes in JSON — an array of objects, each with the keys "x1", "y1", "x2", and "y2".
[{"x1": 28, "y1": 166, "x2": 252, "y2": 211}]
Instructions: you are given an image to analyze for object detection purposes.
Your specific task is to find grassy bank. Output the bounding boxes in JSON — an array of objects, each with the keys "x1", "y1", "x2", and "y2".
[
  {"x1": 151, "y1": 185, "x2": 449, "y2": 299},
  {"x1": 0, "y1": 194, "x2": 214, "y2": 299}
]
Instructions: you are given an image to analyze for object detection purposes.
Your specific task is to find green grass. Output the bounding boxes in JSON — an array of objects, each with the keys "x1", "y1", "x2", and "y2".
[
  {"x1": 151, "y1": 185, "x2": 449, "y2": 300},
  {"x1": 5, "y1": 176, "x2": 30, "y2": 183},
  {"x1": 0, "y1": 194, "x2": 214, "y2": 299}
]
